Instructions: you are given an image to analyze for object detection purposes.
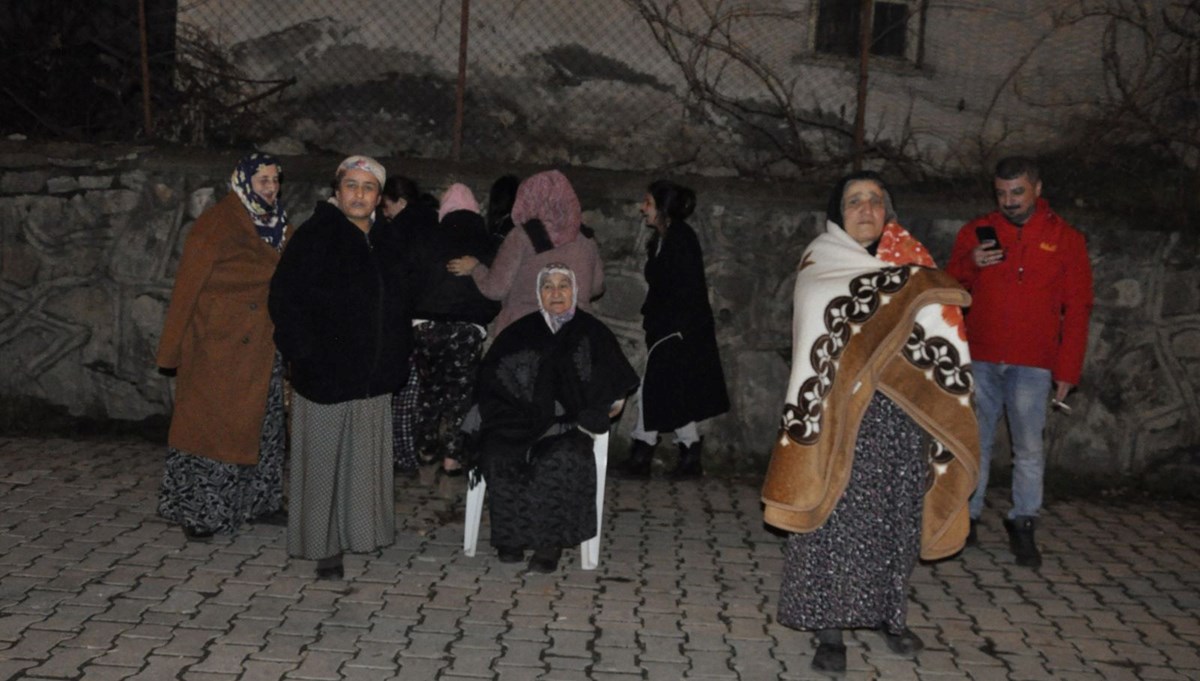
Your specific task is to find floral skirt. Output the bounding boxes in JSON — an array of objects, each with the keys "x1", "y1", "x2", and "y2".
[
  {"x1": 413, "y1": 320, "x2": 486, "y2": 462},
  {"x1": 157, "y1": 353, "x2": 286, "y2": 535},
  {"x1": 776, "y1": 392, "x2": 926, "y2": 635}
]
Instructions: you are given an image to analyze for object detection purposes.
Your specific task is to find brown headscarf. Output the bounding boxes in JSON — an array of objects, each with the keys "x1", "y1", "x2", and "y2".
[{"x1": 511, "y1": 170, "x2": 582, "y2": 248}]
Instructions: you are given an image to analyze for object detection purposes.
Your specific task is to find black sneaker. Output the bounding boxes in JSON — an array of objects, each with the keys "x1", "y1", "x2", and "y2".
[
  {"x1": 879, "y1": 627, "x2": 924, "y2": 656},
  {"x1": 1003, "y1": 517, "x2": 1043, "y2": 568},
  {"x1": 812, "y1": 642, "x2": 847, "y2": 672},
  {"x1": 966, "y1": 519, "x2": 978, "y2": 547},
  {"x1": 182, "y1": 526, "x2": 214, "y2": 542}
]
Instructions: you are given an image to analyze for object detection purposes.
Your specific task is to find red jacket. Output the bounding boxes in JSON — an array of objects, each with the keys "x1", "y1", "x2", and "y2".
[{"x1": 946, "y1": 199, "x2": 1094, "y2": 385}]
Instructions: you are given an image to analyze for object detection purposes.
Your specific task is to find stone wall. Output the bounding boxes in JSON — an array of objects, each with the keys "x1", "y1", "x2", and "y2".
[{"x1": 1, "y1": 140, "x2": 1197, "y2": 485}]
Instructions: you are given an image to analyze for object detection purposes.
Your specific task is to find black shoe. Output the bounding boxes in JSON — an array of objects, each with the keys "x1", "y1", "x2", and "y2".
[
  {"x1": 254, "y1": 508, "x2": 288, "y2": 526},
  {"x1": 315, "y1": 564, "x2": 344, "y2": 580},
  {"x1": 315, "y1": 554, "x2": 344, "y2": 580},
  {"x1": 1003, "y1": 517, "x2": 1043, "y2": 568},
  {"x1": 182, "y1": 526, "x2": 214, "y2": 542},
  {"x1": 879, "y1": 627, "x2": 924, "y2": 656},
  {"x1": 812, "y1": 642, "x2": 847, "y2": 672},
  {"x1": 497, "y1": 547, "x2": 524, "y2": 564},
  {"x1": 668, "y1": 440, "x2": 703, "y2": 480},
  {"x1": 616, "y1": 439, "x2": 656, "y2": 479},
  {"x1": 527, "y1": 547, "x2": 561, "y2": 574},
  {"x1": 966, "y1": 518, "x2": 978, "y2": 547}
]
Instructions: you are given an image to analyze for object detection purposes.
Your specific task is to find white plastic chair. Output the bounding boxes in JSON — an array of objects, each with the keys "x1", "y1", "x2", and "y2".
[{"x1": 463, "y1": 431, "x2": 609, "y2": 570}]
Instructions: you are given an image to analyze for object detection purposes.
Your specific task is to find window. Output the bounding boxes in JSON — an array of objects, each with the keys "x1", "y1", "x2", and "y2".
[{"x1": 815, "y1": 0, "x2": 910, "y2": 59}]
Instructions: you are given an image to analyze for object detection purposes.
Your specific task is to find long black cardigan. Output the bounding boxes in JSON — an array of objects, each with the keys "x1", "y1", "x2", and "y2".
[{"x1": 640, "y1": 220, "x2": 730, "y2": 430}]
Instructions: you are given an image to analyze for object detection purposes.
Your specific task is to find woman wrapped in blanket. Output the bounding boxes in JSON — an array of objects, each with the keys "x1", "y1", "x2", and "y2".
[{"x1": 763, "y1": 171, "x2": 980, "y2": 673}]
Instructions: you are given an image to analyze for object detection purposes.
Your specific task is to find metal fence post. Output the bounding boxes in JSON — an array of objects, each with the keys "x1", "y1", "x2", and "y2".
[
  {"x1": 139, "y1": 0, "x2": 154, "y2": 136},
  {"x1": 853, "y1": 0, "x2": 873, "y2": 171},
  {"x1": 453, "y1": 0, "x2": 471, "y2": 161}
]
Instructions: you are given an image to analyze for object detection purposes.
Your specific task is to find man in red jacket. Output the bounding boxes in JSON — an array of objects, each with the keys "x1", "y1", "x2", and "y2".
[{"x1": 947, "y1": 157, "x2": 1094, "y2": 569}]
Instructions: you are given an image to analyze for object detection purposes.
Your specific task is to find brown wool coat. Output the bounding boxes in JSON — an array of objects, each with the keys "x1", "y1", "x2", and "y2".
[{"x1": 156, "y1": 192, "x2": 285, "y2": 465}]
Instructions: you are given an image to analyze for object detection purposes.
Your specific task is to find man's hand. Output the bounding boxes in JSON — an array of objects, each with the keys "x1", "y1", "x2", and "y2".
[
  {"x1": 972, "y1": 242, "x2": 1003, "y2": 267},
  {"x1": 1053, "y1": 380, "x2": 1073, "y2": 402}
]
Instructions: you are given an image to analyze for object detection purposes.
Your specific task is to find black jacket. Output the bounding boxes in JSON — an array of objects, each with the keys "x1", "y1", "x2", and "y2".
[
  {"x1": 269, "y1": 201, "x2": 414, "y2": 404},
  {"x1": 410, "y1": 210, "x2": 501, "y2": 326}
]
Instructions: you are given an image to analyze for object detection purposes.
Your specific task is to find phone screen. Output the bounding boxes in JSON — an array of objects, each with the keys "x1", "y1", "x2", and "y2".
[{"x1": 975, "y1": 225, "x2": 1000, "y2": 250}]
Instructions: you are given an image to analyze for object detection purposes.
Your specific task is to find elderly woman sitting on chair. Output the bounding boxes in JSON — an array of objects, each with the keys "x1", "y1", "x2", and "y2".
[{"x1": 469, "y1": 263, "x2": 638, "y2": 574}]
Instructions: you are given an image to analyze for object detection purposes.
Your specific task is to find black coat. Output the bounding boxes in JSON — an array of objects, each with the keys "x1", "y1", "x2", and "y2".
[
  {"x1": 410, "y1": 210, "x2": 501, "y2": 326},
  {"x1": 268, "y1": 201, "x2": 414, "y2": 404},
  {"x1": 640, "y1": 221, "x2": 730, "y2": 430}
]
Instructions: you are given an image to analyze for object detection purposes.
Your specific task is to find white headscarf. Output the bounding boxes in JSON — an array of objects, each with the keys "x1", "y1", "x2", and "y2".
[{"x1": 536, "y1": 263, "x2": 578, "y2": 333}]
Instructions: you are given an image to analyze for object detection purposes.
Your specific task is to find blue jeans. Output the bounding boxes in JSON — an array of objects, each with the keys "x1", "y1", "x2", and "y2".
[{"x1": 969, "y1": 361, "x2": 1052, "y2": 520}]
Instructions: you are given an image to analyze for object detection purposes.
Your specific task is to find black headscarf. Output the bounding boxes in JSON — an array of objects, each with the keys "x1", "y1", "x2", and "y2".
[{"x1": 825, "y1": 170, "x2": 896, "y2": 230}]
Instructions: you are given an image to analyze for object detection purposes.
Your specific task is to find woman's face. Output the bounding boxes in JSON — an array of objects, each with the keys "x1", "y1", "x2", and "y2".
[
  {"x1": 639, "y1": 193, "x2": 660, "y2": 229},
  {"x1": 841, "y1": 179, "x2": 887, "y2": 247},
  {"x1": 539, "y1": 272, "x2": 574, "y2": 315},
  {"x1": 250, "y1": 165, "x2": 281, "y2": 206},
  {"x1": 382, "y1": 196, "x2": 407, "y2": 220}
]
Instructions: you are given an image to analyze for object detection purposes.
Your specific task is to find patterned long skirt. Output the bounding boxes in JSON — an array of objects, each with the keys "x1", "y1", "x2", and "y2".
[
  {"x1": 158, "y1": 353, "x2": 286, "y2": 535},
  {"x1": 391, "y1": 356, "x2": 421, "y2": 471},
  {"x1": 413, "y1": 321, "x2": 486, "y2": 463},
  {"x1": 777, "y1": 392, "x2": 927, "y2": 636},
  {"x1": 288, "y1": 392, "x2": 394, "y2": 560}
]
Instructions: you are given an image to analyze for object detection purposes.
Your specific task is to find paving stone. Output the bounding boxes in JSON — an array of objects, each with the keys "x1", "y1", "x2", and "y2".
[
  {"x1": 284, "y1": 650, "x2": 352, "y2": 680},
  {"x1": 0, "y1": 660, "x2": 38, "y2": 679},
  {"x1": 393, "y1": 657, "x2": 450, "y2": 678},
  {"x1": 2, "y1": 628, "x2": 74, "y2": 659},
  {"x1": 494, "y1": 639, "x2": 548, "y2": 668},
  {"x1": 546, "y1": 629, "x2": 592, "y2": 659},
  {"x1": 92, "y1": 632, "x2": 164, "y2": 668},
  {"x1": 2, "y1": 439, "x2": 1199, "y2": 681},
  {"x1": 442, "y1": 646, "x2": 501, "y2": 677},
  {"x1": 189, "y1": 643, "x2": 258, "y2": 675},
  {"x1": 25, "y1": 644, "x2": 108, "y2": 678},
  {"x1": 154, "y1": 628, "x2": 222, "y2": 658},
  {"x1": 591, "y1": 645, "x2": 640, "y2": 674},
  {"x1": 250, "y1": 634, "x2": 312, "y2": 664},
  {"x1": 77, "y1": 664, "x2": 139, "y2": 681},
  {"x1": 414, "y1": 606, "x2": 463, "y2": 634},
  {"x1": 215, "y1": 617, "x2": 280, "y2": 647},
  {"x1": 238, "y1": 659, "x2": 299, "y2": 681}
]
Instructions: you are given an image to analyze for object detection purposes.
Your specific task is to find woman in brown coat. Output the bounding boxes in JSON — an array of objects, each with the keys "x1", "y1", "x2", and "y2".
[{"x1": 156, "y1": 152, "x2": 290, "y2": 540}]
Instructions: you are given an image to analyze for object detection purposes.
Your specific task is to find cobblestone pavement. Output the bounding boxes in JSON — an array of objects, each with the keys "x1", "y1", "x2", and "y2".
[{"x1": 0, "y1": 437, "x2": 1197, "y2": 681}]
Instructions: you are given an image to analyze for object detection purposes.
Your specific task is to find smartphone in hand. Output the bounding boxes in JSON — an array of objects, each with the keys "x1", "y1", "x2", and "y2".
[{"x1": 975, "y1": 225, "x2": 1004, "y2": 261}]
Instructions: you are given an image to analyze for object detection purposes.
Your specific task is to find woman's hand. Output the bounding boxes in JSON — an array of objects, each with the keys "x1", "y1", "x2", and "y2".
[
  {"x1": 446, "y1": 256, "x2": 479, "y2": 276},
  {"x1": 608, "y1": 399, "x2": 626, "y2": 418}
]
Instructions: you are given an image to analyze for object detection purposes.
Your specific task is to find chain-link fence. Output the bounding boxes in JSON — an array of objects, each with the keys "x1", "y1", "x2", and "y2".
[{"x1": 4, "y1": 1, "x2": 1197, "y2": 183}]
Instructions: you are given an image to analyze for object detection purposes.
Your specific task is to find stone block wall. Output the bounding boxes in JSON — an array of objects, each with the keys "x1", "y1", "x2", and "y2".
[{"x1": 1, "y1": 140, "x2": 1196, "y2": 485}]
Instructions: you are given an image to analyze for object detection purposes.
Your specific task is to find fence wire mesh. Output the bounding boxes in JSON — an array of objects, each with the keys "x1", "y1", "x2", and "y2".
[{"x1": 3, "y1": 1, "x2": 1196, "y2": 181}]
